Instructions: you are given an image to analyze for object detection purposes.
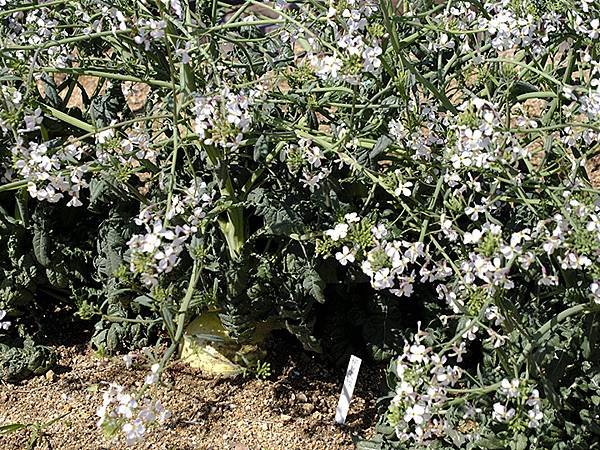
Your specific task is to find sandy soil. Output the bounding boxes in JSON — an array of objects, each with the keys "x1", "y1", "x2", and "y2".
[{"x1": 0, "y1": 336, "x2": 384, "y2": 450}]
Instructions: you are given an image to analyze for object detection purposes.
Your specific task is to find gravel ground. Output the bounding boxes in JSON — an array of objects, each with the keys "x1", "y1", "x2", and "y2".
[{"x1": 0, "y1": 336, "x2": 384, "y2": 450}]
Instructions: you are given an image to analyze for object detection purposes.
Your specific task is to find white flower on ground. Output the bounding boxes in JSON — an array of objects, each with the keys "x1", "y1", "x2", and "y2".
[
  {"x1": 123, "y1": 353, "x2": 135, "y2": 369},
  {"x1": 144, "y1": 363, "x2": 160, "y2": 385},
  {"x1": 122, "y1": 419, "x2": 146, "y2": 446}
]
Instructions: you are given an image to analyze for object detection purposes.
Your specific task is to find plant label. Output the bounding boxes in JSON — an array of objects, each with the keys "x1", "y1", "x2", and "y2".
[{"x1": 335, "y1": 354, "x2": 362, "y2": 425}]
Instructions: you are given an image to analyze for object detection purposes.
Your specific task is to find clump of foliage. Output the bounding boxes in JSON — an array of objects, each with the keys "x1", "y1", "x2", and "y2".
[{"x1": 1, "y1": 0, "x2": 600, "y2": 448}]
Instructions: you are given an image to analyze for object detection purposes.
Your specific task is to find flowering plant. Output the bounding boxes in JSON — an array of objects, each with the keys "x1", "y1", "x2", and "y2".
[{"x1": 1, "y1": 0, "x2": 600, "y2": 447}]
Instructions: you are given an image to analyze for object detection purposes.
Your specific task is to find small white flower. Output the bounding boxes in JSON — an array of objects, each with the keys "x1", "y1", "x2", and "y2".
[
  {"x1": 344, "y1": 212, "x2": 360, "y2": 223},
  {"x1": 404, "y1": 404, "x2": 426, "y2": 425},
  {"x1": 500, "y1": 378, "x2": 520, "y2": 398},
  {"x1": 144, "y1": 363, "x2": 160, "y2": 385},
  {"x1": 408, "y1": 344, "x2": 427, "y2": 363},
  {"x1": 325, "y1": 223, "x2": 349, "y2": 241},
  {"x1": 492, "y1": 402, "x2": 515, "y2": 422},
  {"x1": 335, "y1": 246, "x2": 355, "y2": 266},
  {"x1": 122, "y1": 419, "x2": 146, "y2": 446},
  {"x1": 463, "y1": 229, "x2": 483, "y2": 244},
  {"x1": 123, "y1": 353, "x2": 135, "y2": 369},
  {"x1": 0, "y1": 310, "x2": 10, "y2": 330},
  {"x1": 527, "y1": 406, "x2": 543, "y2": 428},
  {"x1": 395, "y1": 180, "x2": 413, "y2": 197},
  {"x1": 95, "y1": 127, "x2": 115, "y2": 144},
  {"x1": 371, "y1": 224, "x2": 387, "y2": 240}
]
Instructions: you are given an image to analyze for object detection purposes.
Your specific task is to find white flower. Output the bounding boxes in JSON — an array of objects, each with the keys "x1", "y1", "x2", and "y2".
[
  {"x1": 461, "y1": 323, "x2": 479, "y2": 341},
  {"x1": 162, "y1": 0, "x2": 183, "y2": 18},
  {"x1": 123, "y1": 353, "x2": 135, "y2": 369},
  {"x1": 389, "y1": 119, "x2": 408, "y2": 142},
  {"x1": 408, "y1": 344, "x2": 427, "y2": 363},
  {"x1": 527, "y1": 406, "x2": 543, "y2": 428},
  {"x1": 463, "y1": 229, "x2": 483, "y2": 244},
  {"x1": 440, "y1": 214, "x2": 458, "y2": 241},
  {"x1": 362, "y1": 44, "x2": 382, "y2": 73},
  {"x1": 465, "y1": 204, "x2": 486, "y2": 221},
  {"x1": 590, "y1": 282, "x2": 600, "y2": 304},
  {"x1": 587, "y1": 18, "x2": 600, "y2": 39},
  {"x1": 344, "y1": 212, "x2": 360, "y2": 223},
  {"x1": 325, "y1": 223, "x2": 349, "y2": 241},
  {"x1": 122, "y1": 419, "x2": 146, "y2": 446},
  {"x1": 500, "y1": 378, "x2": 520, "y2": 398},
  {"x1": 144, "y1": 363, "x2": 160, "y2": 385},
  {"x1": 371, "y1": 224, "x2": 387, "y2": 240},
  {"x1": 492, "y1": 402, "x2": 515, "y2": 422},
  {"x1": 449, "y1": 342, "x2": 466, "y2": 362},
  {"x1": 22, "y1": 108, "x2": 43, "y2": 131},
  {"x1": 335, "y1": 246, "x2": 355, "y2": 266},
  {"x1": 95, "y1": 127, "x2": 115, "y2": 144},
  {"x1": 0, "y1": 310, "x2": 10, "y2": 330},
  {"x1": 395, "y1": 180, "x2": 413, "y2": 197},
  {"x1": 372, "y1": 268, "x2": 395, "y2": 290},
  {"x1": 404, "y1": 404, "x2": 426, "y2": 425}
]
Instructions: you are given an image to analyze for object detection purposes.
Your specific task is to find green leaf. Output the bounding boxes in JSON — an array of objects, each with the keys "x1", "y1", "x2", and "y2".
[
  {"x1": 248, "y1": 189, "x2": 303, "y2": 236},
  {"x1": 40, "y1": 74, "x2": 62, "y2": 108},
  {"x1": 370, "y1": 135, "x2": 393, "y2": 160},
  {"x1": 514, "y1": 433, "x2": 528, "y2": 450},
  {"x1": 90, "y1": 83, "x2": 126, "y2": 127},
  {"x1": 253, "y1": 135, "x2": 269, "y2": 162},
  {"x1": 354, "y1": 438, "x2": 383, "y2": 450},
  {"x1": 302, "y1": 267, "x2": 325, "y2": 303},
  {"x1": 41, "y1": 104, "x2": 95, "y2": 133},
  {"x1": 0, "y1": 423, "x2": 28, "y2": 434},
  {"x1": 133, "y1": 295, "x2": 154, "y2": 308},
  {"x1": 32, "y1": 224, "x2": 50, "y2": 268}
]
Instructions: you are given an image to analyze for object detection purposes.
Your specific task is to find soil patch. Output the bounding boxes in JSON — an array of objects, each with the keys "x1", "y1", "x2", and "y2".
[{"x1": 0, "y1": 335, "x2": 384, "y2": 450}]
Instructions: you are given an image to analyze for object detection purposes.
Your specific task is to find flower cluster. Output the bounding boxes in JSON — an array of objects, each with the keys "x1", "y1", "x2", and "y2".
[
  {"x1": 192, "y1": 87, "x2": 260, "y2": 151},
  {"x1": 308, "y1": 0, "x2": 382, "y2": 83},
  {"x1": 127, "y1": 220, "x2": 190, "y2": 286},
  {"x1": 386, "y1": 326, "x2": 464, "y2": 445},
  {"x1": 322, "y1": 214, "x2": 431, "y2": 297},
  {"x1": 492, "y1": 378, "x2": 543, "y2": 429},
  {"x1": 11, "y1": 138, "x2": 90, "y2": 207},
  {"x1": 127, "y1": 178, "x2": 214, "y2": 286},
  {"x1": 284, "y1": 138, "x2": 331, "y2": 191},
  {"x1": 96, "y1": 364, "x2": 170, "y2": 447},
  {"x1": 134, "y1": 19, "x2": 166, "y2": 51}
]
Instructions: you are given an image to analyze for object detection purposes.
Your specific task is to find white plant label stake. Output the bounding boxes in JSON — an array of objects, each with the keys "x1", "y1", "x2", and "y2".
[{"x1": 335, "y1": 354, "x2": 362, "y2": 425}]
